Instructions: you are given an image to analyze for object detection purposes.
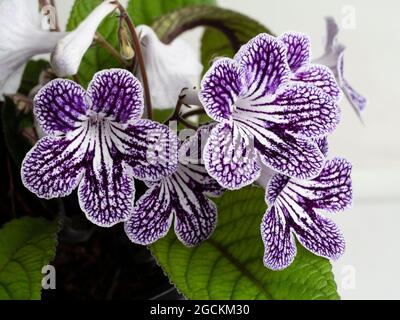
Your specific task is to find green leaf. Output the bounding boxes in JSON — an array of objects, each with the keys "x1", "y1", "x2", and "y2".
[
  {"x1": 66, "y1": 0, "x2": 121, "y2": 86},
  {"x1": 18, "y1": 60, "x2": 49, "y2": 96},
  {"x1": 0, "y1": 217, "x2": 59, "y2": 300},
  {"x1": 153, "y1": 108, "x2": 174, "y2": 123},
  {"x1": 150, "y1": 186, "x2": 339, "y2": 300},
  {"x1": 152, "y1": 5, "x2": 272, "y2": 44},
  {"x1": 150, "y1": 5, "x2": 272, "y2": 72},
  {"x1": 127, "y1": 0, "x2": 217, "y2": 26},
  {"x1": 1, "y1": 97, "x2": 33, "y2": 165},
  {"x1": 66, "y1": 0, "x2": 217, "y2": 87}
]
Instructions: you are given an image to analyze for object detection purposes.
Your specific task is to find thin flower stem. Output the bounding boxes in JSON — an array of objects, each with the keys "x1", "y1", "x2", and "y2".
[
  {"x1": 72, "y1": 74, "x2": 81, "y2": 85},
  {"x1": 114, "y1": 1, "x2": 153, "y2": 119},
  {"x1": 164, "y1": 92, "x2": 199, "y2": 130},
  {"x1": 94, "y1": 32, "x2": 128, "y2": 66},
  {"x1": 39, "y1": 0, "x2": 60, "y2": 32},
  {"x1": 177, "y1": 116, "x2": 198, "y2": 130},
  {"x1": 180, "y1": 108, "x2": 206, "y2": 119}
]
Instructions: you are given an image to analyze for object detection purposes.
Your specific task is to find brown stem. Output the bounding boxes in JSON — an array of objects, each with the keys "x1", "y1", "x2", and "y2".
[
  {"x1": 176, "y1": 116, "x2": 198, "y2": 130},
  {"x1": 72, "y1": 74, "x2": 81, "y2": 85},
  {"x1": 164, "y1": 93, "x2": 199, "y2": 130},
  {"x1": 180, "y1": 108, "x2": 206, "y2": 119},
  {"x1": 39, "y1": 0, "x2": 60, "y2": 32},
  {"x1": 95, "y1": 32, "x2": 128, "y2": 65},
  {"x1": 114, "y1": 1, "x2": 153, "y2": 119}
]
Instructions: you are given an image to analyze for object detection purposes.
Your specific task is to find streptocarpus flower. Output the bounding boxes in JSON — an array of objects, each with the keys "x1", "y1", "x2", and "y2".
[
  {"x1": 51, "y1": 0, "x2": 117, "y2": 77},
  {"x1": 21, "y1": 69, "x2": 178, "y2": 227},
  {"x1": 125, "y1": 125, "x2": 223, "y2": 246},
  {"x1": 199, "y1": 33, "x2": 340, "y2": 190},
  {"x1": 314, "y1": 17, "x2": 366, "y2": 116},
  {"x1": 0, "y1": 0, "x2": 65, "y2": 99},
  {"x1": 136, "y1": 25, "x2": 203, "y2": 109},
  {"x1": 278, "y1": 32, "x2": 341, "y2": 101},
  {"x1": 261, "y1": 150, "x2": 352, "y2": 270}
]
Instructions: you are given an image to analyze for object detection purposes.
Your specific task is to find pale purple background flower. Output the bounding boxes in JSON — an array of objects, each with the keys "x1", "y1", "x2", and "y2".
[
  {"x1": 125, "y1": 125, "x2": 223, "y2": 246},
  {"x1": 21, "y1": 69, "x2": 178, "y2": 227},
  {"x1": 314, "y1": 17, "x2": 366, "y2": 118}
]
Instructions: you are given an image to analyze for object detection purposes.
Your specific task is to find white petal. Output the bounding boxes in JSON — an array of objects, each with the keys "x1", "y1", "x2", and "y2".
[
  {"x1": 50, "y1": 0, "x2": 117, "y2": 77},
  {"x1": 0, "y1": 64, "x2": 26, "y2": 101},
  {"x1": 0, "y1": 0, "x2": 65, "y2": 97},
  {"x1": 137, "y1": 25, "x2": 203, "y2": 109}
]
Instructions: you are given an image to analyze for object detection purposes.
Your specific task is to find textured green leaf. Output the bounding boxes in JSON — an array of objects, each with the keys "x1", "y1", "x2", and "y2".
[
  {"x1": 200, "y1": 14, "x2": 273, "y2": 71},
  {"x1": 150, "y1": 5, "x2": 272, "y2": 75},
  {"x1": 152, "y1": 5, "x2": 272, "y2": 46},
  {"x1": 127, "y1": 0, "x2": 216, "y2": 26},
  {"x1": 151, "y1": 186, "x2": 339, "y2": 300},
  {"x1": 0, "y1": 217, "x2": 59, "y2": 300},
  {"x1": 66, "y1": 0, "x2": 121, "y2": 86}
]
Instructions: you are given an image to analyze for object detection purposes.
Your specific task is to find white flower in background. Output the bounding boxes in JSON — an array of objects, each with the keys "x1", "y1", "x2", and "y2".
[
  {"x1": 136, "y1": 25, "x2": 203, "y2": 109},
  {"x1": 314, "y1": 17, "x2": 367, "y2": 117},
  {"x1": 51, "y1": 0, "x2": 117, "y2": 77},
  {"x1": 0, "y1": 0, "x2": 65, "y2": 100}
]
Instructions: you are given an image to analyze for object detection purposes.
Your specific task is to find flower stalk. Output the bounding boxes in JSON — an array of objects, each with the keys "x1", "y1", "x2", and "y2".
[
  {"x1": 114, "y1": 1, "x2": 153, "y2": 119},
  {"x1": 95, "y1": 32, "x2": 128, "y2": 65}
]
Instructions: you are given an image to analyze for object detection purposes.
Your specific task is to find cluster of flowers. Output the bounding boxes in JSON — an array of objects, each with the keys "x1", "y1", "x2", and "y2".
[
  {"x1": 1, "y1": 0, "x2": 364, "y2": 270},
  {"x1": 21, "y1": 32, "x2": 356, "y2": 270}
]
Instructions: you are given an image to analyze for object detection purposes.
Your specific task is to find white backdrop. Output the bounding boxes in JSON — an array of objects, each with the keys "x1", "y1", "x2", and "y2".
[{"x1": 54, "y1": 0, "x2": 400, "y2": 299}]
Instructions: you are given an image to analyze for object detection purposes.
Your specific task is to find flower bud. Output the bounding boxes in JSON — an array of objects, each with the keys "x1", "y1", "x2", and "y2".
[{"x1": 50, "y1": 0, "x2": 117, "y2": 77}]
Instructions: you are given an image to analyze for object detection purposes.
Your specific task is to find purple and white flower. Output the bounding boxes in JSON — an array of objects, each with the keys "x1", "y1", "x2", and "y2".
[
  {"x1": 278, "y1": 32, "x2": 341, "y2": 101},
  {"x1": 21, "y1": 68, "x2": 178, "y2": 227},
  {"x1": 261, "y1": 140, "x2": 352, "y2": 270},
  {"x1": 199, "y1": 33, "x2": 340, "y2": 190},
  {"x1": 314, "y1": 17, "x2": 367, "y2": 117},
  {"x1": 125, "y1": 125, "x2": 223, "y2": 246}
]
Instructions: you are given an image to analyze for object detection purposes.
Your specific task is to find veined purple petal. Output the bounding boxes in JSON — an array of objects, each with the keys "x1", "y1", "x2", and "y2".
[
  {"x1": 87, "y1": 69, "x2": 144, "y2": 123},
  {"x1": 293, "y1": 64, "x2": 341, "y2": 101},
  {"x1": 314, "y1": 136, "x2": 329, "y2": 157},
  {"x1": 288, "y1": 158, "x2": 353, "y2": 213},
  {"x1": 204, "y1": 122, "x2": 261, "y2": 189},
  {"x1": 34, "y1": 79, "x2": 87, "y2": 135},
  {"x1": 261, "y1": 206, "x2": 296, "y2": 270},
  {"x1": 279, "y1": 32, "x2": 311, "y2": 73},
  {"x1": 234, "y1": 115, "x2": 324, "y2": 179},
  {"x1": 124, "y1": 184, "x2": 172, "y2": 245},
  {"x1": 291, "y1": 209, "x2": 345, "y2": 261},
  {"x1": 264, "y1": 181, "x2": 345, "y2": 266},
  {"x1": 234, "y1": 33, "x2": 289, "y2": 99},
  {"x1": 270, "y1": 84, "x2": 340, "y2": 137},
  {"x1": 76, "y1": 121, "x2": 135, "y2": 227},
  {"x1": 199, "y1": 58, "x2": 243, "y2": 122},
  {"x1": 111, "y1": 119, "x2": 179, "y2": 181},
  {"x1": 169, "y1": 176, "x2": 217, "y2": 246},
  {"x1": 78, "y1": 157, "x2": 135, "y2": 227},
  {"x1": 179, "y1": 124, "x2": 223, "y2": 196},
  {"x1": 236, "y1": 83, "x2": 340, "y2": 138},
  {"x1": 266, "y1": 173, "x2": 290, "y2": 205},
  {"x1": 21, "y1": 134, "x2": 86, "y2": 199}
]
